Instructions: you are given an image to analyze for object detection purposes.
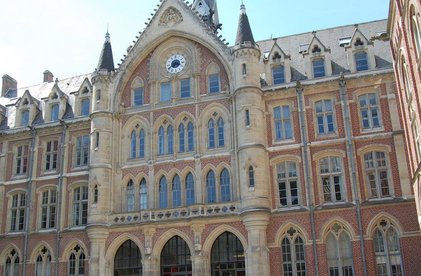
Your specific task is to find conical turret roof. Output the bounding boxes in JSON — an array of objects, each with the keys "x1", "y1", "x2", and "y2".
[
  {"x1": 97, "y1": 31, "x2": 115, "y2": 72},
  {"x1": 235, "y1": 4, "x2": 255, "y2": 46}
]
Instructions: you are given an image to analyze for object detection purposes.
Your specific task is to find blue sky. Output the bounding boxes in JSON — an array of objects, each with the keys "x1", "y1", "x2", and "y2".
[{"x1": 0, "y1": 0, "x2": 389, "y2": 88}]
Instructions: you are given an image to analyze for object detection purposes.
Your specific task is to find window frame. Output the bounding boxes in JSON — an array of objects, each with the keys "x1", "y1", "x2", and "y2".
[
  {"x1": 281, "y1": 230, "x2": 307, "y2": 276},
  {"x1": 272, "y1": 65, "x2": 285, "y2": 85},
  {"x1": 208, "y1": 74, "x2": 221, "y2": 94},
  {"x1": 319, "y1": 156, "x2": 345, "y2": 203},
  {"x1": 312, "y1": 58, "x2": 326, "y2": 78},
  {"x1": 273, "y1": 105, "x2": 293, "y2": 142},
  {"x1": 326, "y1": 226, "x2": 354, "y2": 276},
  {"x1": 315, "y1": 99, "x2": 336, "y2": 136},
  {"x1": 68, "y1": 245, "x2": 85, "y2": 276},
  {"x1": 40, "y1": 189, "x2": 57, "y2": 230},
  {"x1": 160, "y1": 82, "x2": 172, "y2": 103},
  {"x1": 363, "y1": 151, "x2": 391, "y2": 199},
  {"x1": 72, "y1": 186, "x2": 88, "y2": 227},
  {"x1": 355, "y1": 51, "x2": 369, "y2": 71},
  {"x1": 276, "y1": 161, "x2": 300, "y2": 207},
  {"x1": 10, "y1": 192, "x2": 26, "y2": 232},
  {"x1": 133, "y1": 87, "x2": 145, "y2": 107},
  {"x1": 45, "y1": 140, "x2": 59, "y2": 172},
  {"x1": 358, "y1": 93, "x2": 382, "y2": 131},
  {"x1": 75, "y1": 135, "x2": 90, "y2": 167},
  {"x1": 15, "y1": 144, "x2": 29, "y2": 175}
]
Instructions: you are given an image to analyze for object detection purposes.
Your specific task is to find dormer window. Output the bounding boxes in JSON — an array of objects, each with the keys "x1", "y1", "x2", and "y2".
[
  {"x1": 81, "y1": 99, "x2": 90, "y2": 116},
  {"x1": 313, "y1": 59, "x2": 326, "y2": 78},
  {"x1": 21, "y1": 110, "x2": 29, "y2": 126},
  {"x1": 272, "y1": 65, "x2": 285, "y2": 85},
  {"x1": 355, "y1": 51, "x2": 369, "y2": 71},
  {"x1": 50, "y1": 104, "x2": 59, "y2": 121}
]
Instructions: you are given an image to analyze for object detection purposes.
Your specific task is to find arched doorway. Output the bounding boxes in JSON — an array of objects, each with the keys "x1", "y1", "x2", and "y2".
[
  {"x1": 160, "y1": 236, "x2": 192, "y2": 276},
  {"x1": 114, "y1": 240, "x2": 142, "y2": 276},
  {"x1": 211, "y1": 232, "x2": 245, "y2": 276}
]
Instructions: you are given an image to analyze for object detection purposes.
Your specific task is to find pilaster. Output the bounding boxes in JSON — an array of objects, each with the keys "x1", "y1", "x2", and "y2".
[{"x1": 87, "y1": 226, "x2": 109, "y2": 276}]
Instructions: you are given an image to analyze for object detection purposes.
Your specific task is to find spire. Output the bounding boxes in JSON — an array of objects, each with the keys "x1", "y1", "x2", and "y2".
[
  {"x1": 235, "y1": 2, "x2": 255, "y2": 46},
  {"x1": 97, "y1": 29, "x2": 115, "y2": 72}
]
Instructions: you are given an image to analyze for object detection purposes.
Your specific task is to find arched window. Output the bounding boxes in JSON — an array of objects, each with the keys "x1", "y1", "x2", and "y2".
[
  {"x1": 217, "y1": 118, "x2": 225, "y2": 147},
  {"x1": 320, "y1": 156, "x2": 344, "y2": 203},
  {"x1": 401, "y1": 56, "x2": 413, "y2": 101},
  {"x1": 114, "y1": 240, "x2": 142, "y2": 276},
  {"x1": 127, "y1": 180, "x2": 135, "y2": 212},
  {"x1": 161, "y1": 236, "x2": 192, "y2": 275},
  {"x1": 50, "y1": 104, "x2": 59, "y2": 121},
  {"x1": 187, "y1": 122, "x2": 194, "y2": 152},
  {"x1": 158, "y1": 126, "x2": 165, "y2": 156},
  {"x1": 167, "y1": 125, "x2": 174, "y2": 154},
  {"x1": 208, "y1": 119, "x2": 215, "y2": 149},
  {"x1": 248, "y1": 166, "x2": 255, "y2": 188},
  {"x1": 364, "y1": 151, "x2": 390, "y2": 198},
  {"x1": 186, "y1": 173, "x2": 195, "y2": 206},
  {"x1": 179, "y1": 124, "x2": 185, "y2": 153},
  {"x1": 139, "y1": 129, "x2": 145, "y2": 159},
  {"x1": 211, "y1": 232, "x2": 245, "y2": 275},
  {"x1": 410, "y1": 6, "x2": 421, "y2": 58},
  {"x1": 207, "y1": 170, "x2": 216, "y2": 203},
  {"x1": 220, "y1": 169, "x2": 231, "y2": 202},
  {"x1": 355, "y1": 51, "x2": 369, "y2": 71},
  {"x1": 35, "y1": 247, "x2": 51, "y2": 276},
  {"x1": 130, "y1": 131, "x2": 137, "y2": 159},
  {"x1": 4, "y1": 249, "x2": 19, "y2": 276},
  {"x1": 159, "y1": 176, "x2": 168, "y2": 209},
  {"x1": 68, "y1": 245, "x2": 85, "y2": 276},
  {"x1": 374, "y1": 220, "x2": 403, "y2": 276},
  {"x1": 326, "y1": 223, "x2": 353, "y2": 276},
  {"x1": 139, "y1": 179, "x2": 147, "y2": 210},
  {"x1": 172, "y1": 175, "x2": 182, "y2": 208},
  {"x1": 281, "y1": 227, "x2": 307, "y2": 276}
]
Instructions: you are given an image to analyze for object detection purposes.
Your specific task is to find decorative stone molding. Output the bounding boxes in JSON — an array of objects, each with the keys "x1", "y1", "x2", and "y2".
[
  {"x1": 144, "y1": 227, "x2": 156, "y2": 255},
  {"x1": 191, "y1": 223, "x2": 205, "y2": 252},
  {"x1": 159, "y1": 7, "x2": 183, "y2": 27}
]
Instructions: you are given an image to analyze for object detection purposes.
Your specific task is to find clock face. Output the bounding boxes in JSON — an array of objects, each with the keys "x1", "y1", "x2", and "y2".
[{"x1": 166, "y1": 54, "x2": 186, "y2": 74}]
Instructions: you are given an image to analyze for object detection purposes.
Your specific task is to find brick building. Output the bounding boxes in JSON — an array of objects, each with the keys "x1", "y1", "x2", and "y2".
[
  {"x1": 388, "y1": 0, "x2": 421, "y2": 230},
  {"x1": 1, "y1": 0, "x2": 420, "y2": 275}
]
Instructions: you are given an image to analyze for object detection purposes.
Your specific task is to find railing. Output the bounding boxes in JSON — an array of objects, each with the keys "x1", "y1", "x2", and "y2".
[{"x1": 111, "y1": 202, "x2": 240, "y2": 224}]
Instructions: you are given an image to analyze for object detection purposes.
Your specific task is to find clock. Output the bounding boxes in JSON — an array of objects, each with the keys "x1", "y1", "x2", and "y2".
[{"x1": 166, "y1": 54, "x2": 186, "y2": 74}]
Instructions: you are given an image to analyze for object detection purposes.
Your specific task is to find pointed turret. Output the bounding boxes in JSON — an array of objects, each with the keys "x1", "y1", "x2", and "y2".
[
  {"x1": 96, "y1": 31, "x2": 115, "y2": 72},
  {"x1": 192, "y1": 0, "x2": 221, "y2": 32},
  {"x1": 235, "y1": 3, "x2": 255, "y2": 46}
]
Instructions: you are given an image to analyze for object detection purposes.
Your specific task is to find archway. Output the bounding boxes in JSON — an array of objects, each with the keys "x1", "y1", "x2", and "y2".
[
  {"x1": 114, "y1": 240, "x2": 142, "y2": 276},
  {"x1": 160, "y1": 236, "x2": 192, "y2": 276},
  {"x1": 211, "y1": 232, "x2": 245, "y2": 276}
]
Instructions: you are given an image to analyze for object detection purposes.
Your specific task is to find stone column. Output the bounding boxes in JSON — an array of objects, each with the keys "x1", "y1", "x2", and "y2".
[
  {"x1": 143, "y1": 227, "x2": 157, "y2": 275},
  {"x1": 242, "y1": 212, "x2": 270, "y2": 276},
  {"x1": 191, "y1": 224, "x2": 205, "y2": 275},
  {"x1": 87, "y1": 226, "x2": 109, "y2": 276}
]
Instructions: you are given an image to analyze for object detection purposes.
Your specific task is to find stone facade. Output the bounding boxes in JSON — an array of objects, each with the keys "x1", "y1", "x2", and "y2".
[
  {"x1": 388, "y1": 0, "x2": 421, "y2": 230},
  {"x1": 0, "y1": 0, "x2": 421, "y2": 275}
]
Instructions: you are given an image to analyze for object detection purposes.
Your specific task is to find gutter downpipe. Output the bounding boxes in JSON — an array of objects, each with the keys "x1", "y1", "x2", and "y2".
[
  {"x1": 55, "y1": 120, "x2": 67, "y2": 276},
  {"x1": 339, "y1": 74, "x2": 368, "y2": 276},
  {"x1": 22, "y1": 125, "x2": 37, "y2": 276},
  {"x1": 296, "y1": 81, "x2": 319, "y2": 276}
]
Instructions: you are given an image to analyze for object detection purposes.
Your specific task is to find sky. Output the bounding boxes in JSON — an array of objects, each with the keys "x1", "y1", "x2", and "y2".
[{"x1": 0, "y1": 0, "x2": 389, "y2": 89}]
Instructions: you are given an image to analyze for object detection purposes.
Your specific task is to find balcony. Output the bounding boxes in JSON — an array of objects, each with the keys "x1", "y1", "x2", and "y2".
[{"x1": 111, "y1": 202, "x2": 240, "y2": 225}]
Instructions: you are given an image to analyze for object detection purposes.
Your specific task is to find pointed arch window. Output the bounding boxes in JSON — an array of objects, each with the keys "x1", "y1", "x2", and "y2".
[
  {"x1": 139, "y1": 129, "x2": 145, "y2": 158},
  {"x1": 130, "y1": 131, "x2": 137, "y2": 159},
  {"x1": 209, "y1": 74, "x2": 220, "y2": 93},
  {"x1": 172, "y1": 175, "x2": 182, "y2": 208},
  {"x1": 410, "y1": 6, "x2": 421, "y2": 58},
  {"x1": 211, "y1": 232, "x2": 245, "y2": 275},
  {"x1": 374, "y1": 220, "x2": 403, "y2": 276},
  {"x1": 220, "y1": 168, "x2": 231, "y2": 202},
  {"x1": 139, "y1": 179, "x2": 147, "y2": 210},
  {"x1": 161, "y1": 236, "x2": 192, "y2": 274},
  {"x1": 127, "y1": 180, "x2": 135, "y2": 212},
  {"x1": 158, "y1": 126, "x2": 165, "y2": 156},
  {"x1": 167, "y1": 125, "x2": 174, "y2": 154},
  {"x1": 186, "y1": 173, "x2": 195, "y2": 206},
  {"x1": 114, "y1": 240, "x2": 142, "y2": 275},
  {"x1": 217, "y1": 118, "x2": 225, "y2": 147},
  {"x1": 248, "y1": 166, "x2": 255, "y2": 188},
  {"x1": 179, "y1": 124, "x2": 185, "y2": 153},
  {"x1": 187, "y1": 122, "x2": 194, "y2": 152},
  {"x1": 326, "y1": 224, "x2": 354, "y2": 276},
  {"x1": 208, "y1": 119, "x2": 215, "y2": 149},
  {"x1": 206, "y1": 170, "x2": 216, "y2": 203},
  {"x1": 159, "y1": 176, "x2": 168, "y2": 209},
  {"x1": 4, "y1": 249, "x2": 19, "y2": 276},
  {"x1": 35, "y1": 247, "x2": 52, "y2": 276},
  {"x1": 281, "y1": 227, "x2": 307, "y2": 276},
  {"x1": 68, "y1": 245, "x2": 85, "y2": 276},
  {"x1": 133, "y1": 87, "x2": 144, "y2": 106}
]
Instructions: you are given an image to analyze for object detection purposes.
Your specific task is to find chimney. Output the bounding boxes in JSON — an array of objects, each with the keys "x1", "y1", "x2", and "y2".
[
  {"x1": 2, "y1": 74, "x2": 17, "y2": 97},
  {"x1": 43, "y1": 70, "x2": 54, "y2": 83}
]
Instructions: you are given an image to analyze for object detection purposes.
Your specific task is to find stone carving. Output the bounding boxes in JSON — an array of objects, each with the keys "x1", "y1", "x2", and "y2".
[{"x1": 159, "y1": 7, "x2": 183, "y2": 27}]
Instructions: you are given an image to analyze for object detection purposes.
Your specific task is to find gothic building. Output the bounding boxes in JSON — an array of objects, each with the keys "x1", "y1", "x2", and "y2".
[
  {"x1": 1, "y1": 0, "x2": 421, "y2": 275},
  {"x1": 388, "y1": 0, "x2": 421, "y2": 230}
]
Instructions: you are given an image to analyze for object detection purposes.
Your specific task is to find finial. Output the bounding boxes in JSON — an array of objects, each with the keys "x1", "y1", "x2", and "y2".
[
  {"x1": 240, "y1": 1, "x2": 246, "y2": 14},
  {"x1": 105, "y1": 25, "x2": 111, "y2": 43}
]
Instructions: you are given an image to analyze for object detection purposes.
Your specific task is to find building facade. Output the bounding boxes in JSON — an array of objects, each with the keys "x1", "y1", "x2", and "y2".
[
  {"x1": 1, "y1": 0, "x2": 421, "y2": 275},
  {"x1": 388, "y1": 0, "x2": 421, "y2": 230}
]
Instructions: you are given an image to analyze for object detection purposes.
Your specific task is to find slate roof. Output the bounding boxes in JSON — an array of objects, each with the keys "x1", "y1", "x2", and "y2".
[
  {"x1": 97, "y1": 32, "x2": 115, "y2": 72},
  {"x1": 235, "y1": 5, "x2": 256, "y2": 46},
  {"x1": 257, "y1": 19, "x2": 391, "y2": 81}
]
